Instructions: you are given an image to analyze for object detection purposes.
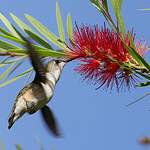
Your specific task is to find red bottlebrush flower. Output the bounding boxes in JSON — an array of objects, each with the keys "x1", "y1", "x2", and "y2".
[{"x1": 67, "y1": 25, "x2": 147, "y2": 91}]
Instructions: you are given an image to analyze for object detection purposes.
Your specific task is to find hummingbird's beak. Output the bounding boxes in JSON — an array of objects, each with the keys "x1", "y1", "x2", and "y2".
[
  {"x1": 55, "y1": 57, "x2": 75, "y2": 63},
  {"x1": 65, "y1": 57, "x2": 75, "y2": 63}
]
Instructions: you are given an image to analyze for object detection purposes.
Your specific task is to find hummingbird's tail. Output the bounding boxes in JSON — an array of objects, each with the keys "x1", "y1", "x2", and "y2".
[
  {"x1": 8, "y1": 110, "x2": 25, "y2": 129},
  {"x1": 8, "y1": 99, "x2": 26, "y2": 129},
  {"x1": 8, "y1": 113, "x2": 16, "y2": 129}
]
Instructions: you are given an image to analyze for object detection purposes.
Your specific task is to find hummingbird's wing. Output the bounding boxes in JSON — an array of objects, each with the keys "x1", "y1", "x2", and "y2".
[
  {"x1": 25, "y1": 40, "x2": 47, "y2": 83},
  {"x1": 40, "y1": 105, "x2": 61, "y2": 137}
]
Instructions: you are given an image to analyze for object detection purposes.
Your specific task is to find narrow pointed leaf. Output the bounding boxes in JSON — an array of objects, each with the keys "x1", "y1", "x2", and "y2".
[
  {"x1": 90, "y1": 0, "x2": 102, "y2": 12},
  {"x1": 24, "y1": 29, "x2": 52, "y2": 49},
  {"x1": 0, "y1": 57, "x2": 10, "y2": 64},
  {"x1": 0, "y1": 62, "x2": 16, "y2": 80},
  {"x1": 10, "y1": 13, "x2": 52, "y2": 49},
  {"x1": 137, "y1": 8, "x2": 150, "y2": 11},
  {"x1": 135, "y1": 71, "x2": 150, "y2": 80},
  {"x1": 0, "y1": 33, "x2": 47, "y2": 50},
  {"x1": 0, "y1": 24, "x2": 33, "y2": 47},
  {"x1": 0, "y1": 34, "x2": 25, "y2": 45},
  {"x1": 0, "y1": 56, "x2": 26, "y2": 64},
  {"x1": 90, "y1": 0, "x2": 117, "y2": 31},
  {"x1": 25, "y1": 14, "x2": 66, "y2": 49},
  {"x1": 0, "y1": 141, "x2": 5, "y2": 150},
  {"x1": 67, "y1": 13, "x2": 73, "y2": 40},
  {"x1": 0, "y1": 40, "x2": 19, "y2": 49},
  {"x1": 11, "y1": 25, "x2": 48, "y2": 50},
  {"x1": 33, "y1": 49, "x2": 65, "y2": 57},
  {"x1": 0, "y1": 57, "x2": 25, "y2": 68},
  {"x1": 10, "y1": 13, "x2": 32, "y2": 32},
  {"x1": 6, "y1": 60, "x2": 24, "y2": 78},
  {"x1": 127, "y1": 32, "x2": 136, "y2": 49},
  {"x1": 0, "y1": 48, "x2": 27, "y2": 56},
  {"x1": 0, "y1": 13, "x2": 21, "y2": 39},
  {"x1": 0, "y1": 27, "x2": 15, "y2": 37},
  {"x1": 129, "y1": 47, "x2": 150, "y2": 71},
  {"x1": 91, "y1": 0, "x2": 108, "y2": 11},
  {"x1": 15, "y1": 144, "x2": 22, "y2": 150},
  {"x1": 110, "y1": 0, "x2": 123, "y2": 12},
  {"x1": 122, "y1": 37, "x2": 150, "y2": 71},
  {"x1": 0, "y1": 59, "x2": 24, "y2": 81},
  {"x1": 110, "y1": 0, "x2": 125, "y2": 33},
  {"x1": 103, "y1": 0, "x2": 108, "y2": 12},
  {"x1": 11, "y1": 24, "x2": 28, "y2": 41},
  {"x1": 56, "y1": 2, "x2": 65, "y2": 41},
  {"x1": 137, "y1": 81, "x2": 150, "y2": 87},
  {"x1": 0, "y1": 67, "x2": 33, "y2": 88},
  {"x1": 4, "y1": 48, "x2": 65, "y2": 57},
  {"x1": 0, "y1": 64, "x2": 7, "y2": 68}
]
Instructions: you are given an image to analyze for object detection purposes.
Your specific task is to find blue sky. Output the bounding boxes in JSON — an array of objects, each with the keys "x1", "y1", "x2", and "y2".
[{"x1": 0, "y1": 0, "x2": 150, "y2": 150}]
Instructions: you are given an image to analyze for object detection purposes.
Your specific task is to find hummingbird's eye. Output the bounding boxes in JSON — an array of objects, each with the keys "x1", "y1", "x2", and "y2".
[{"x1": 55, "y1": 60, "x2": 60, "y2": 64}]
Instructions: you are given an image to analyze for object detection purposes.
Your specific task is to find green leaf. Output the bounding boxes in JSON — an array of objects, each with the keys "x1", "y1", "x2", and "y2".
[
  {"x1": 0, "y1": 13, "x2": 21, "y2": 39},
  {"x1": 129, "y1": 47, "x2": 150, "y2": 71},
  {"x1": 0, "y1": 59, "x2": 24, "y2": 81},
  {"x1": 0, "y1": 33, "x2": 24, "y2": 45},
  {"x1": 0, "y1": 141, "x2": 5, "y2": 150},
  {"x1": 137, "y1": 8, "x2": 150, "y2": 11},
  {"x1": 0, "y1": 63, "x2": 7, "y2": 68},
  {"x1": 110, "y1": 0, "x2": 125, "y2": 33},
  {"x1": 0, "y1": 26, "x2": 24, "y2": 46},
  {"x1": 0, "y1": 67, "x2": 33, "y2": 88},
  {"x1": 2, "y1": 48, "x2": 65, "y2": 57},
  {"x1": 90, "y1": 0, "x2": 108, "y2": 12},
  {"x1": 6, "y1": 60, "x2": 24, "y2": 78},
  {"x1": 90, "y1": 0, "x2": 102, "y2": 12},
  {"x1": 67, "y1": 13, "x2": 73, "y2": 40},
  {"x1": 110, "y1": 0, "x2": 123, "y2": 12},
  {"x1": 137, "y1": 81, "x2": 150, "y2": 87},
  {"x1": 135, "y1": 70, "x2": 150, "y2": 80},
  {"x1": 0, "y1": 27, "x2": 16, "y2": 37},
  {"x1": 15, "y1": 144, "x2": 22, "y2": 150},
  {"x1": 56, "y1": 2, "x2": 65, "y2": 42},
  {"x1": 0, "y1": 62, "x2": 16, "y2": 80},
  {"x1": 10, "y1": 13, "x2": 32, "y2": 32},
  {"x1": 10, "y1": 13, "x2": 53, "y2": 49},
  {"x1": 90, "y1": 0, "x2": 117, "y2": 31},
  {"x1": 103, "y1": 0, "x2": 108, "y2": 12},
  {"x1": 33, "y1": 49, "x2": 65, "y2": 57},
  {"x1": 0, "y1": 40, "x2": 19, "y2": 49},
  {"x1": 121, "y1": 36, "x2": 150, "y2": 71},
  {"x1": 0, "y1": 33, "x2": 47, "y2": 50},
  {"x1": 11, "y1": 25, "x2": 50, "y2": 50},
  {"x1": 11, "y1": 24, "x2": 28, "y2": 41},
  {"x1": 127, "y1": 32, "x2": 136, "y2": 49},
  {"x1": 1, "y1": 56, "x2": 27, "y2": 64},
  {"x1": 25, "y1": 14, "x2": 66, "y2": 49},
  {"x1": 0, "y1": 57, "x2": 10, "y2": 65},
  {"x1": 0, "y1": 24, "x2": 32, "y2": 48},
  {"x1": 0, "y1": 48, "x2": 26, "y2": 56},
  {"x1": 24, "y1": 29, "x2": 52, "y2": 49}
]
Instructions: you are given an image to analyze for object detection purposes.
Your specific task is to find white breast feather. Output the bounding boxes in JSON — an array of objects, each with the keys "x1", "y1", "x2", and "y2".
[{"x1": 41, "y1": 82, "x2": 53, "y2": 100}]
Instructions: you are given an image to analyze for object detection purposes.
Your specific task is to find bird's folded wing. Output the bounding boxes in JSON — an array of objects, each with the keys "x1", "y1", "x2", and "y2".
[{"x1": 25, "y1": 40, "x2": 47, "y2": 83}]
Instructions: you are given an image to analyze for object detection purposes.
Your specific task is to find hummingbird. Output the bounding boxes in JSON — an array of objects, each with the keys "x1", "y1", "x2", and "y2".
[{"x1": 8, "y1": 40, "x2": 69, "y2": 136}]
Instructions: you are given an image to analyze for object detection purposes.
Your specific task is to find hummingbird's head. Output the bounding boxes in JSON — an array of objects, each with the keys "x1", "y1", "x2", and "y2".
[{"x1": 46, "y1": 60, "x2": 66, "y2": 81}]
